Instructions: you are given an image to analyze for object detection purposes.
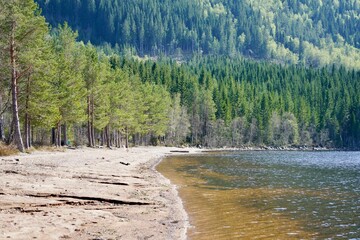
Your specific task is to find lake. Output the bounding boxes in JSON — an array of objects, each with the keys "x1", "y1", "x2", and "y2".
[{"x1": 157, "y1": 151, "x2": 360, "y2": 239}]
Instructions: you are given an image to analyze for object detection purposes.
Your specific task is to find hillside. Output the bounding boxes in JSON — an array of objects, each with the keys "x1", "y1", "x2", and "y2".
[
  {"x1": 36, "y1": 0, "x2": 360, "y2": 68},
  {"x1": 1, "y1": 0, "x2": 359, "y2": 153}
]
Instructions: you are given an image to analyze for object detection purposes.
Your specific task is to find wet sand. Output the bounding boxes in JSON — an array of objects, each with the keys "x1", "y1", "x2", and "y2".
[{"x1": 0, "y1": 147, "x2": 199, "y2": 240}]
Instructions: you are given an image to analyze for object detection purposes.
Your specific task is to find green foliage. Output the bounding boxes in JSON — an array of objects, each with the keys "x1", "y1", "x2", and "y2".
[
  {"x1": 0, "y1": 0, "x2": 52, "y2": 150},
  {"x1": 1, "y1": 2, "x2": 359, "y2": 150},
  {"x1": 51, "y1": 23, "x2": 87, "y2": 125},
  {"x1": 166, "y1": 93, "x2": 190, "y2": 146},
  {"x1": 36, "y1": 0, "x2": 360, "y2": 69}
]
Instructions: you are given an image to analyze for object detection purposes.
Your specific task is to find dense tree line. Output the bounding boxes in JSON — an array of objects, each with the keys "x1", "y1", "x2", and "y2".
[
  {"x1": 0, "y1": 1, "x2": 172, "y2": 151},
  {"x1": 119, "y1": 55, "x2": 360, "y2": 149},
  {"x1": 1, "y1": 0, "x2": 359, "y2": 152},
  {"x1": 36, "y1": 0, "x2": 360, "y2": 69}
]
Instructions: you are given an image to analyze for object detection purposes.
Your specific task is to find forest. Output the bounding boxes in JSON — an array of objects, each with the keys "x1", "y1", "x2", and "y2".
[
  {"x1": 0, "y1": 0, "x2": 360, "y2": 153},
  {"x1": 36, "y1": 0, "x2": 360, "y2": 69}
]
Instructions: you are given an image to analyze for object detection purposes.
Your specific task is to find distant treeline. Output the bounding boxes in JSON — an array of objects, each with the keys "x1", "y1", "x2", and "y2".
[
  {"x1": 1, "y1": 0, "x2": 359, "y2": 152},
  {"x1": 36, "y1": 0, "x2": 360, "y2": 68},
  {"x1": 119, "y1": 55, "x2": 360, "y2": 149}
]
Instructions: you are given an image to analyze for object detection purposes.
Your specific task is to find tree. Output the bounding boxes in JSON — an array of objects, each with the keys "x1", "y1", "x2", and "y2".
[
  {"x1": 199, "y1": 88, "x2": 216, "y2": 146},
  {"x1": 82, "y1": 43, "x2": 110, "y2": 147},
  {"x1": 93, "y1": 52, "x2": 111, "y2": 147},
  {"x1": 21, "y1": 40, "x2": 59, "y2": 149},
  {"x1": 140, "y1": 83, "x2": 171, "y2": 145},
  {"x1": 166, "y1": 93, "x2": 190, "y2": 146},
  {"x1": 229, "y1": 117, "x2": 244, "y2": 146},
  {"x1": 268, "y1": 111, "x2": 282, "y2": 146},
  {"x1": 51, "y1": 23, "x2": 86, "y2": 146},
  {"x1": 0, "y1": 0, "x2": 49, "y2": 151},
  {"x1": 281, "y1": 112, "x2": 299, "y2": 146}
]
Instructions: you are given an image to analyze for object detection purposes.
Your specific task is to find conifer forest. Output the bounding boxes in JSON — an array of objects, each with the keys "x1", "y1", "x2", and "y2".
[{"x1": 0, "y1": 0, "x2": 359, "y2": 152}]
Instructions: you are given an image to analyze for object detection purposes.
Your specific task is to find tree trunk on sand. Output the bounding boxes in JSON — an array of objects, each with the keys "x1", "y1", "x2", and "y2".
[
  {"x1": 118, "y1": 130, "x2": 122, "y2": 148},
  {"x1": 6, "y1": 119, "x2": 14, "y2": 145},
  {"x1": 91, "y1": 97, "x2": 95, "y2": 146},
  {"x1": 87, "y1": 95, "x2": 94, "y2": 147},
  {"x1": 24, "y1": 75, "x2": 31, "y2": 149},
  {"x1": 63, "y1": 123, "x2": 67, "y2": 146},
  {"x1": 125, "y1": 127, "x2": 129, "y2": 149},
  {"x1": 24, "y1": 113, "x2": 31, "y2": 149},
  {"x1": 51, "y1": 127, "x2": 56, "y2": 145},
  {"x1": 10, "y1": 22, "x2": 25, "y2": 152},
  {"x1": 0, "y1": 95, "x2": 5, "y2": 142},
  {"x1": 56, "y1": 123, "x2": 61, "y2": 147},
  {"x1": 105, "y1": 125, "x2": 111, "y2": 148},
  {"x1": 0, "y1": 115, "x2": 4, "y2": 142}
]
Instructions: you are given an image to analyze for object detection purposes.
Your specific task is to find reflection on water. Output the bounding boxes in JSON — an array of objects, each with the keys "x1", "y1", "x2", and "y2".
[{"x1": 157, "y1": 151, "x2": 360, "y2": 239}]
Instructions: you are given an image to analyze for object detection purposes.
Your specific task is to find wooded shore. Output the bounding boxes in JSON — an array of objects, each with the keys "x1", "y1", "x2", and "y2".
[{"x1": 0, "y1": 147, "x2": 200, "y2": 239}]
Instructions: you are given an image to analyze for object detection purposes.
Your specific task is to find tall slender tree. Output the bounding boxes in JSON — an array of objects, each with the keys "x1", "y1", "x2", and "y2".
[
  {"x1": 0, "y1": 0, "x2": 49, "y2": 151},
  {"x1": 51, "y1": 23, "x2": 86, "y2": 146}
]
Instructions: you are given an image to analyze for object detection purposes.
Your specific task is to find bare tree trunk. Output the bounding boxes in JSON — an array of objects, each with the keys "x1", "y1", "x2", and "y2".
[
  {"x1": 0, "y1": 95, "x2": 4, "y2": 142},
  {"x1": 31, "y1": 124, "x2": 34, "y2": 147},
  {"x1": 6, "y1": 119, "x2": 14, "y2": 145},
  {"x1": 63, "y1": 123, "x2": 67, "y2": 146},
  {"x1": 24, "y1": 112, "x2": 30, "y2": 149},
  {"x1": 24, "y1": 75, "x2": 31, "y2": 149},
  {"x1": 56, "y1": 123, "x2": 61, "y2": 147},
  {"x1": 10, "y1": 22, "x2": 24, "y2": 152},
  {"x1": 87, "y1": 95, "x2": 93, "y2": 147},
  {"x1": 118, "y1": 130, "x2": 122, "y2": 148},
  {"x1": 113, "y1": 130, "x2": 117, "y2": 148},
  {"x1": 51, "y1": 127, "x2": 55, "y2": 145},
  {"x1": 0, "y1": 115, "x2": 4, "y2": 142},
  {"x1": 91, "y1": 96, "x2": 95, "y2": 146},
  {"x1": 105, "y1": 125, "x2": 111, "y2": 148},
  {"x1": 125, "y1": 127, "x2": 129, "y2": 148}
]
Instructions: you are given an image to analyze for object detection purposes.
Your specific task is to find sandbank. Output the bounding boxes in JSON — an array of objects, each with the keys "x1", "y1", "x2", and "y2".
[{"x1": 0, "y1": 146, "x2": 200, "y2": 239}]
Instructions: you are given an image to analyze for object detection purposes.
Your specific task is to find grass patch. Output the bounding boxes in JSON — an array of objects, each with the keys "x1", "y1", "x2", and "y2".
[
  {"x1": 34, "y1": 145, "x2": 66, "y2": 152},
  {"x1": 0, "y1": 143, "x2": 19, "y2": 156}
]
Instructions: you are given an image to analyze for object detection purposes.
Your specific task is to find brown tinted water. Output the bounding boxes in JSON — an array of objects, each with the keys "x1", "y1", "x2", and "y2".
[{"x1": 157, "y1": 151, "x2": 360, "y2": 239}]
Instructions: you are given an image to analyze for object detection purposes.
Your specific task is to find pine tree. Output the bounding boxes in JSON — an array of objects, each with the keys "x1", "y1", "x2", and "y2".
[
  {"x1": 0, "y1": 0, "x2": 49, "y2": 151},
  {"x1": 21, "y1": 37, "x2": 60, "y2": 149},
  {"x1": 51, "y1": 23, "x2": 86, "y2": 146}
]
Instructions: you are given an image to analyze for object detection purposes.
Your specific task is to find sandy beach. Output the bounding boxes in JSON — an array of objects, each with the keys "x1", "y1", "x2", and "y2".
[{"x1": 0, "y1": 146, "x2": 199, "y2": 240}]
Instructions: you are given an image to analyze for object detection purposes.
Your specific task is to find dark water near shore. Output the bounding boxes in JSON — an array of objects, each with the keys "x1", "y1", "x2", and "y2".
[{"x1": 157, "y1": 151, "x2": 360, "y2": 239}]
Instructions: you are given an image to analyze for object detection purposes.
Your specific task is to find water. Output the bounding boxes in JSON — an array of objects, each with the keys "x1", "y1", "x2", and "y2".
[{"x1": 157, "y1": 151, "x2": 360, "y2": 239}]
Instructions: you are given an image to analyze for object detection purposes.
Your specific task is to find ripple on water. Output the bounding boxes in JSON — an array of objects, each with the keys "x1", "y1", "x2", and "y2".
[{"x1": 157, "y1": 151, "x2": 360, "y2": 239}]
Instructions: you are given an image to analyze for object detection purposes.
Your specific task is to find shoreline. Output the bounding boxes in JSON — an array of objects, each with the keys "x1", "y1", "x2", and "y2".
[
  {"x1": 150, "y1": 153, "x2": 190, "y2": 240},
  {"x1": 0, "y1": 146, "x2": 200, "y2": 240}
]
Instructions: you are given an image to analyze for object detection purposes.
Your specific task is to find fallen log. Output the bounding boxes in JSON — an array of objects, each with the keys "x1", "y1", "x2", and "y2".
[{"x1": 26, "y1": 193, "x2": 151, "y2": 206}]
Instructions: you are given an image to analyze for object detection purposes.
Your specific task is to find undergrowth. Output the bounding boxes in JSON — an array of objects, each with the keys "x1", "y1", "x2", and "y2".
[{"x1": 0, "y1": 143, "x2": 19, "y2": 156}]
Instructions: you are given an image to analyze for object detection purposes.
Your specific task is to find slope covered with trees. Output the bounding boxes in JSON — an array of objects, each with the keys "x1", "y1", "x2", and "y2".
[
  {"x1": 36, "y1": 0, "x2": 360, "y2": 69},
  {"x1": 122, "y1": 55, "x2": 360, "y2": 149},
  {"x1": 1, "y1": 0, "x2": 359, "y2": 153}
]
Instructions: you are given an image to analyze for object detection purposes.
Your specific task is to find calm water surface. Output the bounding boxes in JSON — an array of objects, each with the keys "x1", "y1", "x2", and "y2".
[{"x1": 157, "y1": 151, "x2": 360, "y2": 239}]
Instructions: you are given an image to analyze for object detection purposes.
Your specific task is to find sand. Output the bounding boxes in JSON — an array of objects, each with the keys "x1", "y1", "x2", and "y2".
[{"x1": 0, "y1": 146, "x2": 199, "y2": 240}]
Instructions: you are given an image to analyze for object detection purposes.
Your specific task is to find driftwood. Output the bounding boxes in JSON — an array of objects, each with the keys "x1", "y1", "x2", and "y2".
[
  {"x1": 26, "y1": 193, "x2": 151, "y2": 206},
  {"x1": 120, "y1": 161, "x2": 130, "y2": 166}
]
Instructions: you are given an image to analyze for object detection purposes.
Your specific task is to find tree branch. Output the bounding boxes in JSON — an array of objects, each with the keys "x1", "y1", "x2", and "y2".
[
  {"x1": 0, "y1": 88, "x2": 12, "y2": 116},
  {"x1": 15, "y1": 66, "x2": 32, "y2": 81},
  {"x1": 18, "y1": 27, "x2": 38, "y2": 42}
]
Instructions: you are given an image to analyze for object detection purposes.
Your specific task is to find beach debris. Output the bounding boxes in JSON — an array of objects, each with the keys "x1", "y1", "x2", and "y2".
[{"x1": 119, "y1": 161, "x2": 130, "y2": 166}]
